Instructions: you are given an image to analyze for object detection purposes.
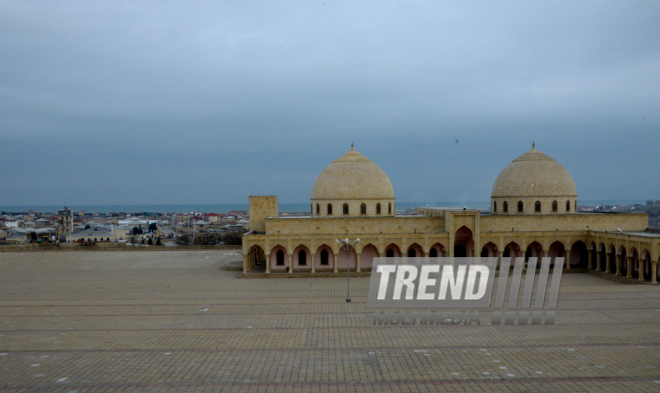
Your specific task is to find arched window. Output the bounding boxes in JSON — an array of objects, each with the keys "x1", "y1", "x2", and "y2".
[
  {"x1": 320, "y1": 249, "x2": 329, "y2": 265},
  {"x1": 388, "y1": 203, "x2": 392, "y2": 214},
  {"x1": 386, "y1": 249, "x2": 394, "y2": 257},
  {"x1": 316, "y1": 204, "x2": 319, "y2": 214},
  {"x1": 566, "y1": 200, "x2": 570, "y2": 212},
  {"x1": 493, "y1": 201, "x2": 497, "y2": 213},
  {"x1": 327, "y1": 204, "x2": 332, "y2": 215},
  {"x1": 276, "y1": 250, "x2": 285, "y2": 266},
  {"x1": 535, "y1": 201, "x2": 541, "y2": 212},
  {"x1": 298, "y1": 249, "x2": 306, "y2": 266},
  {"x1": 552, "y1": 201, "x2": 557, "y2": 212},
  {"x1": 430, "y1": 248, "x2": 438, "y2": 257},
  {"x1": 408, "y1": 249, "x2": 416, "y2": 257},
  {"x1": 360, "y1": 203, "x2": 366, "y2": 215},
  {"x1": 376, "y1": 203, "x2": 381, "y2": 214},
  {"x1": 503, "y1": 201, "x2": 508, "y2": 213},
  {"x1": 481, "y1": 247, "x2": 489, "y2": 257},
  {"x1": 343, "y1": 203, "x2": 349, "y2": 215},
  {"x1": 517, "y1": 201, "x2": 523, "y2": 212}
]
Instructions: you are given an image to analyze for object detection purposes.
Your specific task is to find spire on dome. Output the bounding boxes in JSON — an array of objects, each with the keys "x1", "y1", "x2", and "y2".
[
  {"x1": 532, "y1": 141, "x2": 536, "y2": 149},
  {"x1": 351, "y1": 142, "x2": 354, "y2": 150}
]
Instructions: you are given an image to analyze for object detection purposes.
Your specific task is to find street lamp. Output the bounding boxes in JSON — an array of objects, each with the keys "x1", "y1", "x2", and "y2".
[{"x1": 336, "y1": 237, "x2": 360, "y2": 303}]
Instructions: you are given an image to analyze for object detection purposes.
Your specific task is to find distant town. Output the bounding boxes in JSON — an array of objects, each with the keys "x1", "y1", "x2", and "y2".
[{"x1": 1, "y1": 201, "x2": 659, "y2": 246}]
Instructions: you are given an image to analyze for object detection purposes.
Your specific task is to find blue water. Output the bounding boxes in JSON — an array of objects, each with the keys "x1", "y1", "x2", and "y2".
[{"x1": 0, "y1": 199, "x2": 648, "y2": 214}]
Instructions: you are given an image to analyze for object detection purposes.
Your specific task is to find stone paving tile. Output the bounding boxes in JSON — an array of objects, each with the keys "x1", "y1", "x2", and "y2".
[
  {"x1": 0, "y1": 251, "x2": 659, "y2": 392},
  {"x1": 1, "y1": 309, "x2": 659, "y2": 330}
]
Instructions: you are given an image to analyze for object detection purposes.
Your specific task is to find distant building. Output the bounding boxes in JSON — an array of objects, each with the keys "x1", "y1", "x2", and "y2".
[
  {"x1": 57, "y1": 208, "x2": 73, "y2": 242},
  {"x1": 68, "y1": 226, "x2": 114, "y2": 243},
  {"x1": 6, "y1": 232, "x2": 28, "y2": 244},
  {"x1": 35, "y1": 218, "x2": 49, "y2": 226},
  {"x1": 205, "y1": 213, "x2": 220, "y2": 223},
  {"x1": 193, "y1": 220, "x2": 211, "y2": 229}
]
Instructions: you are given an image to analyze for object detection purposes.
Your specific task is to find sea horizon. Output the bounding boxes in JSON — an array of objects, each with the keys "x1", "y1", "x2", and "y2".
[{"x1": 0, "y1": 199, "x2": 650, "y2": 214}]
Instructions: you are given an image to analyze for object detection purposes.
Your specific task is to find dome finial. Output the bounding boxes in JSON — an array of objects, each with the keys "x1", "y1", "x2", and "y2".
[
  {"x1": 532, "y1": 141, "x2": 535, "y2": 149},
  {"x1": 351, "y1": 142, "x2": 354, "y2": 150}
]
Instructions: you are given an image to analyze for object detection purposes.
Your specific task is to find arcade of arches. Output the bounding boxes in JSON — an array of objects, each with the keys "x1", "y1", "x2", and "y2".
[
  {"x1": 243, "y1": 144, "x2": 660, "y2": 284},
  {"x1": 244, "y1": 212, "x2": 660, "y2": 284}
]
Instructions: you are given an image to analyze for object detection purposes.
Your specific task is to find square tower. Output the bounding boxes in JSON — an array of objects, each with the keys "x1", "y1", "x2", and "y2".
[
  {"x1": 249, "y1": 196, "x2": 278, "y2": 234},
  {"x1": 57, "y1": 207, "x2": 73, "y2": 242}
]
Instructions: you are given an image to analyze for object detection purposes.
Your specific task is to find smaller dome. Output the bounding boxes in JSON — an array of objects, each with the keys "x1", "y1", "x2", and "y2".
[
  {"x1": 492, "y1": 144, "x2": 577, "y2": 198},
  {"x1": 312, "y1": 146, "x2": 395, "y2": 200}
]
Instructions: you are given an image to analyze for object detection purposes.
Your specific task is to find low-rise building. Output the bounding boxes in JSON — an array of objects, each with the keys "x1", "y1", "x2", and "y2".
[
  {"x1": 6, "y1": 233, "x2": 28, "y2": 244},
  {"x1": 205, "y1": 213, "x2": 220, "y2": 223},
  {"x1": 68, "y1": 227, "x2": 115, "y2": 243}
]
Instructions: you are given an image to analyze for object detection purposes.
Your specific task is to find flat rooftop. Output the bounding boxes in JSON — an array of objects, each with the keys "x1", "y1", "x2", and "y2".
[{"x1": 0, "y1": 251, "x2": 659, "y2": 392}]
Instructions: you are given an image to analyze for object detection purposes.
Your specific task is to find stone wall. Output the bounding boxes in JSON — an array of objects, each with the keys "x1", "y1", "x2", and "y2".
[
  {"x1": 264, "y1": 215, "x2": 443, "y2": 236},
  {"x1": 249, "y1": 195, "x2": 278, "y2": 234},
  {"x1": 480, "y1": 212, "x2": 648, "y2": 232}
]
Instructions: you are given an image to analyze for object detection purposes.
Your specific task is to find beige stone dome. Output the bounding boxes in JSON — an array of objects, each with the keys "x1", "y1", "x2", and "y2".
[
  {"x1": 312, "y1": 146, "x2": 395, "y2": 201},
  {"x1": 492, "y1": 144, "x2": 577, "y2": 198}
]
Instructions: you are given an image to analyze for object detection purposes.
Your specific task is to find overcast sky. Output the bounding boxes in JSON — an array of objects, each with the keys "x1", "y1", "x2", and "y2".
[{"x1": 1, "y1": 1, "x2": 659, "y2": 206}]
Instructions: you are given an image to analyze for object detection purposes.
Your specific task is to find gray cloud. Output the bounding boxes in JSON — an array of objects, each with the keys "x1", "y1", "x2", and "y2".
[{"x1": 1, "y1": 1, "x2": 659, "y2": 205}]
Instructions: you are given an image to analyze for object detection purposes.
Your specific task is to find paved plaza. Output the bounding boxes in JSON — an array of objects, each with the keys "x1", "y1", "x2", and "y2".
[{"x1": 0, "y1": 251, "x2": 659, "y2": 392}]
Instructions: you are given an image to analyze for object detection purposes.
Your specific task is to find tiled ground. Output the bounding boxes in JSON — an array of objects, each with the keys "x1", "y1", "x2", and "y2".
[{"x1": 0, "y1": 251, "x2": 659, "y2": 392}]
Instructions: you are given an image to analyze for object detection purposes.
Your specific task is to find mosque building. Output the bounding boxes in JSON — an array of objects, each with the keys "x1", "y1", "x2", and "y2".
[{"x1": 242, "y1": 144, "x2": 660, "y2": 284}]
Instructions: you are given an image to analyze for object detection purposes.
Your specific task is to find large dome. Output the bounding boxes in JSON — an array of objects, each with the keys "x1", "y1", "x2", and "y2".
[
  {"x1": 312, "y1": 146, "x2": 395, "y2": 201},
  {"x1": 492, "y1": 144, "x2": 577, "y2": 198}
]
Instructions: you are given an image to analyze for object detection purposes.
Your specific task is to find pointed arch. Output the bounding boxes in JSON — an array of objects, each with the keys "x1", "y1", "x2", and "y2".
[
  {"x1": 525, "y1": 241, "x2": 544, "y2": 262},
  {"x1": 315, "y1": 244, "x2": 335, "y2": 271},
  {"x1": 270, "y1": 245, "x2": 288, "y2": 271},
  {"x1": 547, "y1": 240, "x2": 565, "y2": 259},
  {"x1": 455, "y1": 226, "x2": 474, "y2": 257},
  {"x1": 640, "y1": 249, "x2": 652, "y2": 281},
  {"x1": 407, "y1": 243, "x2": 424, "y2": 258},
  {"x1": 503, "y1": 241, "x2": 521, "y2": 259},
  {"x1": 570, "y1": 240, "x2": 588, "y2": 268},
  {"x1": 360, "y1": 243, "x2": 379, "y2": 270},
  {"x1": 429, "y1": 242, "x2": 446, "y2": 258},
  {"x1": 597, "y1": 243, "x2": 607, "y2": 271},
  {"x1": 606, "y1": 244, "x2": 617, "y2": 274},
  {"x1": 481, "y1": 241, "x2": 498, "y2": 259},
  {"x1": 617, "y1": 245, "x2": 628, "y2": 276},
  {"x1": 630, "y1": 247, "x2": 639, "y2": 279},
  {"x1": 336, "y1": 246, "x2": 357, "y2": 270},
  {"x1": 385, "y1": 243, "x2": 401, "y2": 258},
  {"x1": 292, "y1": 244, "x2": 311, "y2": 269}
]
